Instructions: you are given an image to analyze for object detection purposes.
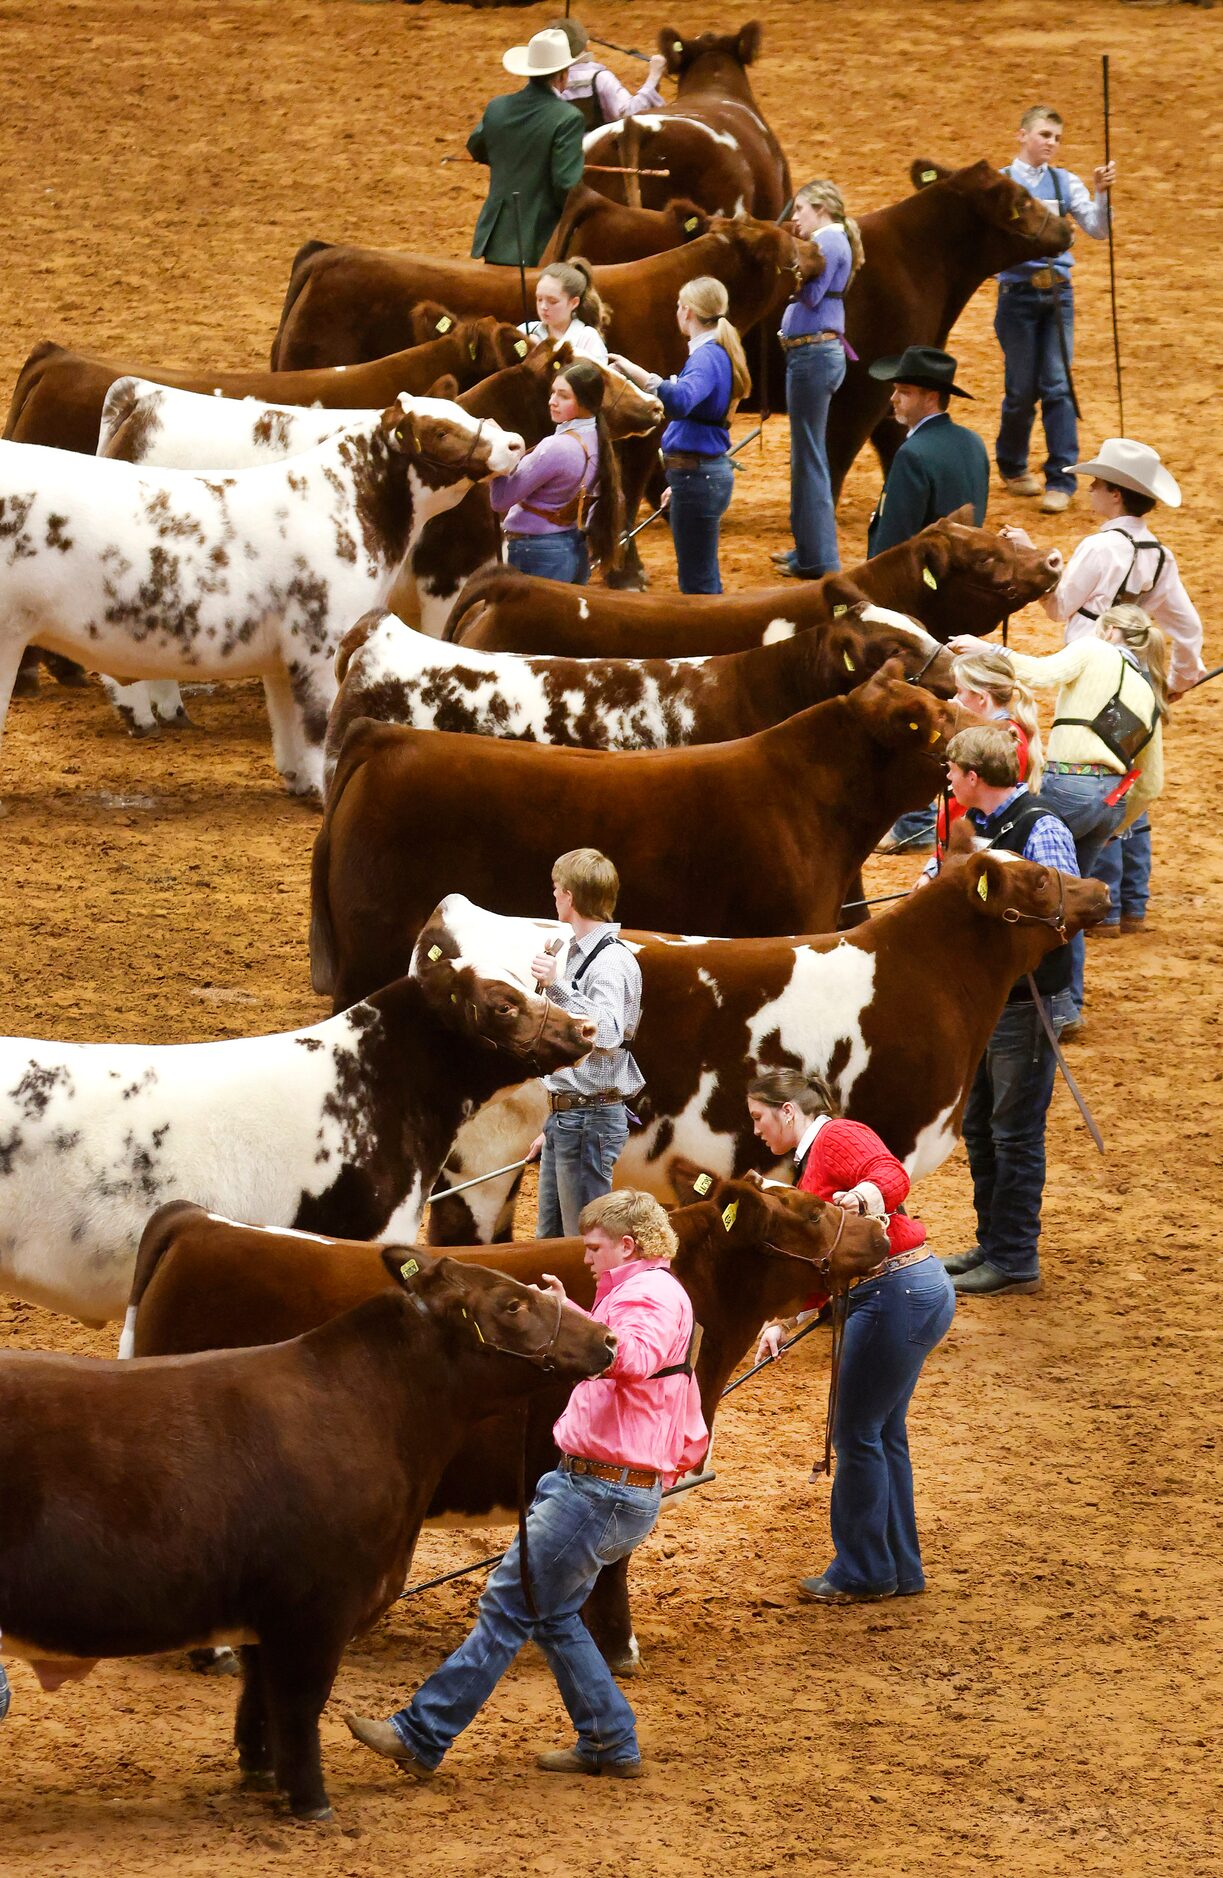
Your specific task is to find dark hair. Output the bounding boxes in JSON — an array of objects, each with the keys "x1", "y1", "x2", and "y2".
[
  {"x1": 746, "y1": 1069, "x2": 842, "y2": 1119},
  {"x1": 1101, "y1": 478, "x2": 1156, "y2": 518},
  {"x1": 558, "y1": 360, "x2": 625, "y2": 572}
]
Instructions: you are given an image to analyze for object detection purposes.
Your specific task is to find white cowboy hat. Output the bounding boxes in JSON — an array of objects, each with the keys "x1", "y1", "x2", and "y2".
[
  {"x1": 503, "y1": 28, "x2": 573, "y2": 79},
  {"x1": 1069, "y1": 437, "x2": 1182, "y2": 508}
]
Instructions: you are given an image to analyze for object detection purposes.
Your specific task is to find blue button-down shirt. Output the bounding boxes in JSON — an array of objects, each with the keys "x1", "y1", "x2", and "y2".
[
  {"x1": 653, "y1": 332, "x2": 733, "y2": 456},
  {"x1": 543, "y1": 922, "x2": 644, "y2": 1099}
]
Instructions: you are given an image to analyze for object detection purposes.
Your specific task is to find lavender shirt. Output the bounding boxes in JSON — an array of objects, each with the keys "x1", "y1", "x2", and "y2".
[
  {"x1": 489, "y1": 418, "x2": 599, "y2": 536},
  {"x1": 779, "y1": 224, "x2": 852, "y2": 340}
]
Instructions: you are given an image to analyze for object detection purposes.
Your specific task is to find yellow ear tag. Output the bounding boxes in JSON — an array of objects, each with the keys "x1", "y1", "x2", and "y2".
[
  {"x1": 427, "y1": 944, "x2": 443, "y2": 962},
  {"x1": 436, "y1": 315, "x2": 454, "y2": 334},
  {"x1": 908, "y1": 721, "x2": 920, "y2": 731},
  {"x1": 684, "y1": 216, "x2": 699, "y2": 232},
  {"x1": 977, "y1": 874, "x2": 990, "y2": 902},
  {"x1": 400, "y1": 1257, "x2": 419, "y2": 1280},
  {"x1": 721, "y1": 1200, "x2": 739, "y2": 1232},
  {"x1": 920, "y1": 169, "x2": 938, "y2": 184},
  {"x1": 468, "y1": 341, "x2": 478, "y2": 360},
  {"x1": 450, "y1": 992, "x2": 458, "y2": 1003},
  {"x1": 832, "y1": 603, "x2": 848, "y2": 617},
  {"x1": 928, "y1": 726, "x2": 941, "y2": 744},
  {"x1": 843, "y1": 650, "x2": 856, "y2": 671},
  {"x1": 672, "y1": 39, "x2": 683, "y2": 52},
  {"x1": 514, "y1": 338, "x2": 528, "y2": 357},
  {"x1": 693, "y1": 1172, "x2": 713, "y2": 1195},
  {"x1": 922, "y1": 567, "x2": 938, "y2": 590}
]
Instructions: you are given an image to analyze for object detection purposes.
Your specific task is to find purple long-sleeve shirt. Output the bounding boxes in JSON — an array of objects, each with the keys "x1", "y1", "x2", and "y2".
[
  {"x1": 779, "y1": 224, "x2": 851, "y2": 339},
  {"x1": 489, "y1": 419, "x2": 598, "y2": 535}
]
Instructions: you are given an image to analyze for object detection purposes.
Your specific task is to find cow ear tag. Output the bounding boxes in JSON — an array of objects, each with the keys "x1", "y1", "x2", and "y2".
[
  {"x1": 450, "y1": 992, "x2": 458, "y2": 1003},
  {"x1": 977, "y1": 874, "x2": 990, "y2": 902},
  {"x1": 832, "y1": 603, "x2": 848, "y2": 617},
  {"x1": 843, "y1": 650, "x2": 855, "y2": 671},
  {"x1": 400, "y1": 1257, "x2": 420, "y2": 1280},
  {"x1": 693, "y1": 1172, "x2": 713, "y2": 1195},
  {"x1": 436, "y1": 315, "x2": 454, "y2": 334},
  {"x1": 920, "y1": 169, "x2": 938, "y2": 184},
  {"x1": 514, "y1": 338, "x2": 529, "y2": 357},
  {"x1": 922, "y1": 566, "x2": 938, "y2": 589},
  {"x1": 684, "y1": 216, "x2": 699, "y2": 232},
  {"x1": 721, "y1": 1200, "x2": 739, "y2": 1232},
  {"x1": 908, "y1": 721, "x2": 920, "y2": 732},
  {"x1": 427, "y1": 944, "x2": 443, "y2": 962},
  {"x1": 468, "y1": 341, "x2": 478, "y2": 360},
  {"x1": 672, "y1": 39, "x2": 683, "y2": 52}
]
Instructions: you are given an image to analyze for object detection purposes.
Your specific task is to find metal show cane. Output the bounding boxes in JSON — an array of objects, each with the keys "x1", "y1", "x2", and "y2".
[
  {"x1": 1102, "y1": 54, "x2": 1125, "y2": 434},
  {"x1": 511, "y1": 191, "x2": 531, "y2": 329}
]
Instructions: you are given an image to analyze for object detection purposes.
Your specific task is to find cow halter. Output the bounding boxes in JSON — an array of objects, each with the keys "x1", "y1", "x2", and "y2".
[
  {"x1": 1001, "y1": 867, "x2": 1070, "y2": 944},
  {"x1": 460, "y1": 1287, "x2": 566, "y2": 1372},
  {"x1": 412, "y1": 416, "x2": 488, "y2": 475},
  {"x1": 761, "y1": 1204, "x2": 861, "y2": 1282}
]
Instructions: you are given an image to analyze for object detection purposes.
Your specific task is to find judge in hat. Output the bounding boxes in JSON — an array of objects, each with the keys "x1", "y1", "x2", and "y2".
[
  {"x1": 865, "y1": 346, "x2": 990, "y2": 558},
  {"x1": 466, "y1": 29, "x2": 585, "y2": 267}
]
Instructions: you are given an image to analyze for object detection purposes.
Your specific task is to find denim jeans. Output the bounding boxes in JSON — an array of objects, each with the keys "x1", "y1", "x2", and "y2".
[
  {"x1": 961, "y1": 986, "x2": 1077, "y2": 1281},
  {"x1": 785, "y1": 339, "x2": 845, "y2": 575},
  {"x1": 505, "y1": 528, "x2": 589, "y2": 585},
  {"x1": 1038, "y1": 770, "x2": 1126, "y2": 1013},
  {"x1": 536, "y1": 1103, "x2": 629, "y2": 1237},
  {"x1": 389, "y1": 1467, "x2": 660, "y2": 1769},
  {"x1": 665, "y1": 455, "x2": 735, "y2": 594},
  {"x1": 994, "y1": 285, "x2": 1078, "y2": 492},
  {"x1": 1091, "y1": 811, "x2": 1151, "y2": 922},
  {"x1": 0, "y1": 1658, "x2": 9, "y2": 1722},
  {"x1": 823, "y1": 1256, "x2": 955, "y2": 1597},
  {"x1": 887, "y1": 802, "x2": 938, "y2": 848}
]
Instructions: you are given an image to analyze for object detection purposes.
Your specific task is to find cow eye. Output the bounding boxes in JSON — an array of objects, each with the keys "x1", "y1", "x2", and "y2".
[{"x1": 505, "y1": 1298, "x2": 522, "y2": 1314}]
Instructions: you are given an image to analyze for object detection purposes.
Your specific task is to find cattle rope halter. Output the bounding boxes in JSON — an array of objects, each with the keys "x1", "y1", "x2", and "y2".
[{"x1": 459, "y1": 1286, "x2": 566, "y2": 1373}]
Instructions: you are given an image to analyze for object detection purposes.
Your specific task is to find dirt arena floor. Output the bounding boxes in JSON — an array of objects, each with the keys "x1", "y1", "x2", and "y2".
[{"x1": 1, "y1": 1, "x2": 1221, "y2": 1871}]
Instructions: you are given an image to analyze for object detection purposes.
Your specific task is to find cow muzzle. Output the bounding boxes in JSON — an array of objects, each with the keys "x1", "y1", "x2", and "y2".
[{"x1": 486, "y1": 429, "x2": 525, "y2": 475}]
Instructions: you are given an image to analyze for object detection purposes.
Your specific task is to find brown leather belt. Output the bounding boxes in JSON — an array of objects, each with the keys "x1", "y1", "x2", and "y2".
[
  {"x1": 548, "y1": 1090, "x2": 627, "y2": 1113},
  {"x1": 881, "y1": 1247, "x2": 934, "y2": 1275},
  {"x1": 562, "y1": 1454, "x2": 660, "y2": 1489},
  {"x1": 662, "y1": 450, "x2": 723, "y2": 469},
  {"x1": 780, "y1": 331, "x2": 839, "y2": 350},
  {"x1": 1003, "y1": 268, "x2": 1059, "y2": 293}
]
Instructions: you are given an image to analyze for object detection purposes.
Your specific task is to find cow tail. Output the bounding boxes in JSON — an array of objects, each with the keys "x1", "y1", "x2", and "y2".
[
  {"x1": 3, "y1": 339, "x2": 65, "y2": 441},
  {"x1": 120, "y1": 1200, "x2": 205, "y2": 1357},
  {"x1": 268, "y1": 239, "x2": 334, "y2": 370}
]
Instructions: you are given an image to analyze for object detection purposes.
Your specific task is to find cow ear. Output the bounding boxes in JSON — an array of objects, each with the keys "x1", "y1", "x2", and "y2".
[
  {"x1": 659, "y1": 25, "x2": 686, "y2": 73},
  {"x1": 966, "y1": 854, "x2": 1007, "y2": 914},
  {"x1": 382, "y1": 1246, "x2": 444, "y2": 1292},
  {"x1": 735, "y1": 20, "x2": 762, "y2": 64},
  {"x1": 944, "y1": 503, "x2": 975, "y2": 527},
  {"x1": 911, "y1": 158, "x2": 950, "y2": 191},
  {"x1": 715, "y1": 1179, "x2": 769, "y2": 1241},
  {"x1": 668, "y1": 1155, "x2": 725, "y2": 1205},
  {"x1": 920, "y1": 520, "x2": 954, "y2": 584},
  {"x1": 826, "y1": 622, "x2": 867, "y2": 685},
  {"x1": 426, "y1": 374, "x2": 460, "y2": 401}
]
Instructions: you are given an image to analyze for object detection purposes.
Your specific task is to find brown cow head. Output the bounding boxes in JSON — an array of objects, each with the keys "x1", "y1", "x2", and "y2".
[
  {"x1": 813, "y1": 607, "x2": 957, "y2": 698},
  {"x1": 460, "y1": 316, "x2": 533, "y2": 380},
  {"x1": 909, "y1": 510, "x2": 1064, "y2": 638},
  {"x1": 381, "y1": 1248, "x2": 615, "y2": 1379},
  {"x1": 415, "y1": 956, "x2": 596, "y2": 1074},
  {"x1": 667, "y1": 1159, "x2": 888, "y2": 1294},
  {"x1": 666, "y1": 198, "x2": 713, "y2": 242},
  {"x1": 911, "y1": 158, "x2": 1074, "y2": 264},
  {"x1": 845, "y1": 660, "x2": 963, "y2": 764},
  {"x1": 660, "y1": 19, "x2": 762, "y2": 77},
  {"x1": 381, "y1": 393, "x2": 524, "y2": 485},
  {"x1": 708, "y1": 216, "x2": 824, "y2": 313},
  {"x1": 962, "y1": 851, "x2": 1112, "y2": 939},
  {"x1": 408, "y1": 300, "x2": 463, "y2": 346}
]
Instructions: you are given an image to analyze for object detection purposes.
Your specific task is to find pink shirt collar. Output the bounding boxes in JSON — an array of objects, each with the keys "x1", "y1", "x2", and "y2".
[{"x1": 593, "y1": 1257, "x2": 670, "y2": 1305}]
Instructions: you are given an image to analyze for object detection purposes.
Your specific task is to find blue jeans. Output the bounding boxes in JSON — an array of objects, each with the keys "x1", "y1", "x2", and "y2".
[
  {"x1": 785, "y1": 339, "x2": 845, "y2": 575},
  {"x1": 823, "y1": 1256, "x2": 955, "y2": 1597},
  {"x1": 887, "y1": 803, "x2": 938, "y2": 848},
  {"x1": 505, "y1": 528, "x2": 589, "y2": 584},
  {"x1": 0, "y1": 1658, "x2": 9, "y2": 1722},
  {"x1": 994, "y1": 285, "x2": 1078, "y2": 493},
  {"x1": 665, "y1": 455, "x2": 735, "y2": 594},
  {"x1": 961, "y1": 986, "x2": 1077, "y2": 1280},
  {"x1": 1038, "y1": 770, "x2": 1126, "y2": 1013},
  {"x1": 1091, "y1": 811, "x2": 1151, "y2": 922},
  {"x1": 536, "y1": 1103, "x2": 629, "y2": 1237},
  {"x1": 389, "y1": 1468, "x2": 661, "y2": 1769}
]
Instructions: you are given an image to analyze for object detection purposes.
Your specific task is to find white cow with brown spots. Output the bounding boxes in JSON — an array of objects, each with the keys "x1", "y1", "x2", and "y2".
[{"x1": 0, "y1": 395, "x2": 522, "y2": 794}]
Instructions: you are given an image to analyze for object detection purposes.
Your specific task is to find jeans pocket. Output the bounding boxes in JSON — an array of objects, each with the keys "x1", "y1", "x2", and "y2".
[
  {"x1": 907, "y1": 1283, "x2": 953, "y2": 1348},
  {"x1": 595, "y1": 1496, "x2": 659, "y2": 1566}
]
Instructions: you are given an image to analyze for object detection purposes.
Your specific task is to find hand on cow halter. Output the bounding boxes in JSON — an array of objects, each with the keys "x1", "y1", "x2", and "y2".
[
  {"x1": 999, "y1": 524, "x2": 1037, "y2": 551},
  {"x1": 533, "y1": 1273, "x2": 568, "y2": 1304}
]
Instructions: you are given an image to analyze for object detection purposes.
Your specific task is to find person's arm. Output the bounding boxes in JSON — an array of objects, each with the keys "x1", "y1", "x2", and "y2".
[
  {"x1": 466, "y1": 117, "x2": 489, "y2": 165},
  {"x1": 868, "y1": 447, "x2": 933, "y2": 555},
  {"x1": 1022, "y1": 815, "x2": 1081, "y2": 875},
  {"x1": 1003, "y1": 638, "x2": 1098, "y2": 690},
  {"x1": 602, "y1": 1282, "x2": 689, "y2": 1382},
  {"x1": 1040, "y1": 535, "x2": 1118, "y2": 624},
  {"x1": 487, "y1": 435, "x2": 559, "y2": 514},
  {"x1": 593, "y1": 59, "x2": 666, "y2": 118},
  {"x1": 1154, "y1": 571, "x2": 1206, "y2": 697},
  {"x1": 545, "y1": 947, "x2": 639, "y2": 1050},
  {"x1": 655, "y1": 344, "x2": 727, "y2": 418},
  {"x1": 1062, "y1": 166, "x2": 1112, "y2": 240},
  {"x1": 820, "y1": 1119, "x2": 911, "y2": 1217},
  {"x1": 551, "y1": 111, "x2": 586, "y2": 195}
]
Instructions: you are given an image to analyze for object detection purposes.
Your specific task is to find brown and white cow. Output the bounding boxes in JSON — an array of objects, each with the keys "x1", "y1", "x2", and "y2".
[
  {"x1": 583, "y1": 22, "x2": 791, "y2": 218},
  {"x1": 540, "y1": 185, "x2": 712, "y2": 266},
  {"x1": 0, "y1": 1255, "x2": 613, "y2": 1819},
  {"x1": 268, "y1": 217, "x2": 819, "y2": 374},
  {"x1": 124, "y1": 1170, "x2": 887, "y2": 1673},
  {"x1": 413, "y1": 853, "x2": 1112, "y2": 1241},
  {"x1": 446, "y1": 510, "x2": 1064, "y2": 659},
  {"x1": 3, "y1": 308, "x2": 524, "y2": 458},
  {"x1": 310, "y1": 665, "x2": 963, "y2": 1008},
  {"x1": 324, "y1": 602, "x2": 955, "y2": 784}
]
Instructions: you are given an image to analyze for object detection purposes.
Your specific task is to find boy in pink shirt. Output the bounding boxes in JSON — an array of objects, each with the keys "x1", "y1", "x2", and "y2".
[{"x1": 347, "y1": 1191, "x2": 707, "y2": 1781}]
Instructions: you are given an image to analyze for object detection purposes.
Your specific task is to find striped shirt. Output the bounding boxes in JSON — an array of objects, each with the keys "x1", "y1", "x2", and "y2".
[{"x1": 543, "y1": 922, "x2": 644, "y2": 1099}]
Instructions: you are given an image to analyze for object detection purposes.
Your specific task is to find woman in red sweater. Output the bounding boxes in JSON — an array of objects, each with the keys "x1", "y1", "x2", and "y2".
[{"x1": 747, "y1": 1070, "x2": 955, "y2": 1604}]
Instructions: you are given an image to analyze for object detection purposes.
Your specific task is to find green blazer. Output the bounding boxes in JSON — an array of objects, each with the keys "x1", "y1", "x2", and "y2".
[
  {"x1": 467, "y1": 81, "x2": 585, "y2": 266},
  {"x1": 867, "y1": 412, "x2": 990, "y2": 557}
]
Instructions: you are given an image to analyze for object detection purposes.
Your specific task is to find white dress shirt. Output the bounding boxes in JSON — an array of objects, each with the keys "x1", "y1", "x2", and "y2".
[{"x1": 1044, "y1": 515, "x2": 1204, "y2": 692}]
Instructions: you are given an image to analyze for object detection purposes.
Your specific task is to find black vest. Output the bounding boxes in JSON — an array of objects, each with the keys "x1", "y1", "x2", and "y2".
[{"x1": 980, "y1": 794, "x2": 1074, "y2": 1002}]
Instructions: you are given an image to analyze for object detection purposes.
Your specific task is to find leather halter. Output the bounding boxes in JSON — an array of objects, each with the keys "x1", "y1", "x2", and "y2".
[
  {"x1": 761, "y1": 1204, "x2": 858, "y2": 1282},
  {"x1": 460, "y1": 1286, "x2": 566, "y2": 1373},
  {"x1": 906, "y1": 641, "x2": 945, "y2": 688},
  {"x1": 1001, "y1": 866, "x2": 1070, "y2": 945},
  {"x1": 412, "y1": 415, "x2": 488, "y2": 475}
]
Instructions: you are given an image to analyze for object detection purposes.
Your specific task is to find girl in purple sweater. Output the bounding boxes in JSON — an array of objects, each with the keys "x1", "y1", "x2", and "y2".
[{"x1": 489, "y1": 359, "x2": 624, "y2": 584}]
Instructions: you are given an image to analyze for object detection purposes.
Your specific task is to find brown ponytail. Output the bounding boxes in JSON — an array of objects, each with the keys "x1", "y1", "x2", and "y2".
[
  {"x1": 746, "y1": 1068, "x2": 842, "y2": 1119},
  {"x1": 558, "y1": 360, "x2": 625, "y2": 574}
]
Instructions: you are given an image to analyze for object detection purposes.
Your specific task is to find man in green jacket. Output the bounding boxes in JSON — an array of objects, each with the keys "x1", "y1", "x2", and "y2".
[
  {"x1": 866, "y1": 346, "x2": 990, "y2": 557},
  {"x1": 468, "y1": 29, "x2": 586, "y2": 267}
]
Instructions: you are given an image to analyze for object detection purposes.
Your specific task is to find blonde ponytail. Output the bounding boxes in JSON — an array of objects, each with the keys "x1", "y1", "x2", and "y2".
[
  {"x1": 678, "y1": 277, "x2": 752, "y2": 417},
  {"x1": 1098, "y1": 603, "x2": 1170, "y2": 725}
]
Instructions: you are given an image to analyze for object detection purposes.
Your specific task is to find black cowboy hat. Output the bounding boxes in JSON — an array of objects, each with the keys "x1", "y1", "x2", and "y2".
[{"x1": 868, "y1": 345, "x2": 973, "y2": 399}]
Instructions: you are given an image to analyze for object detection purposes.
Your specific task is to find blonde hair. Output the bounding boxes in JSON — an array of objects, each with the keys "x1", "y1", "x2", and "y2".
[
  {"x1": 1097, "y1": 604, "x2": 1170, "y2": 725},
  {"x1": 578, "y1": 1189, "x2": 678, "y2": 1262},
  {"x1": 552, "y1": 847, "x2": 619, "y2": 920},
  {"x1": 538, "y1": 258, "x2": 610, "y2": 335},
  {"x1": 951, "y1": 646, "x2": 1044, "y2": 791},
  {"x1": 1020, "y1": 104, "x2": 1063, "y2": 130},
  {"x1": 946, "y1": 725, "x2": 1021, "y2": 788},
  {"x1": 794, "y1": 178, "x2": 865, "y2": 281},
  {"x1": 677, "y1": 277, "x2": 751, "y2": 417}
]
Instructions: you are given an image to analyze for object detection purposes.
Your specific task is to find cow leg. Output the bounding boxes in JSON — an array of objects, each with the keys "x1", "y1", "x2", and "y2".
[
  {"x1": 42, "y1": 651, "x2": 92, "y2": 689},
  {"x1": 234, "y1": 1645, "x2": 274, "y2": 1789},
  {"x1": 605, "y1": 433, "x2": 663, "y2": 591},
  {"x1": 0, "y1": 640, "x2": 31, "y2": 752},
  {"x1": 99, "y1": 677, "x2": 160, "y2": 738},
  {"x1": 263, "y1": 667, "x2": 325, "y2": 800},
  {"x1": 12, "y1": 651, "x2": 40, "y2": 698},
  {"x1": 581, "y1": 1557, "x2": 638, "y2": 1675},
  {"x1": 260, "y1": 1636, "x2": 340, "y2": 1821}
]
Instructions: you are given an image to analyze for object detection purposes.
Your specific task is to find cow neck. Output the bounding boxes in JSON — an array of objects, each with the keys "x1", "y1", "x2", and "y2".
[
  {"x1": 768, "y1": 697, "x2": 943, "y2": 851},
  {"x1": 460, "y1": 365, "x2": 551, "y2": 449},
  {"x1": 870, "y1": 185, "x2": 995, "y2": 342},
  {"x1": 678, "y1": 54, "x2": 758, "y2": 109},
  {"x1": 845, "y1": 540, "x2": 946, "y2": 628},
  {"x1": 875, "y1": 868, "x2": 1060, "y2": 1002},
  {"x1": 341, "y1": 430, "x2": 416, "y2": 575},
  {"x1": 672, "y1": 1204, "x2": 819, "y2": 1419}
]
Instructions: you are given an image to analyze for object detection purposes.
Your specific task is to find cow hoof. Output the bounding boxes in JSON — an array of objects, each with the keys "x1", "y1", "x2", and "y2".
[
  {"x1": 44, "y1": 657, "x2": 92, "y2": 690},
  {"x1": 161, "y1": 711, "x2": 197, "y2": 732},
  {"x1": 603, "y1": 566, "x2": 648, "y2": 593},
  {"x1": 290, "y1": 1802, "x2": 334, "y2": 1825},
  {"x1": 239, "y1": 1767, "x2": 276, "y2": 1792},
  {"x1": 188, "y1": 1645, "x2": 239, "y2": 1676},
  {"x1": 605, "y1": 1633, "x2": 641, "y2": 1677}
]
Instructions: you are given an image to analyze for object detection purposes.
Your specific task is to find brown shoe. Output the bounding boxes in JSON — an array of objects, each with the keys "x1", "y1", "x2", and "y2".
[
  {"x1": 345, "y1": 1713, "x2": 435, "y2": 1779},
  {"x1": 1088, "y1": 922, "x2": 1121, "y2": 940},
  {"x1": 1120, "y1": 915, "x2": 1146, "y2": 935},
  {"x1": 537, "y1": 1746, "x2": 644, "y2": 1779},
  {"x1": 1003, "y1": 472, "x2": 1041, "y2": 496}
]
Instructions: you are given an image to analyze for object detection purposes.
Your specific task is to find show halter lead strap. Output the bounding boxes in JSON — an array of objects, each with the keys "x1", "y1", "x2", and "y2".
[{"x1": 1027, "y1": 975, "x2": 1105, "y2": 1154}]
